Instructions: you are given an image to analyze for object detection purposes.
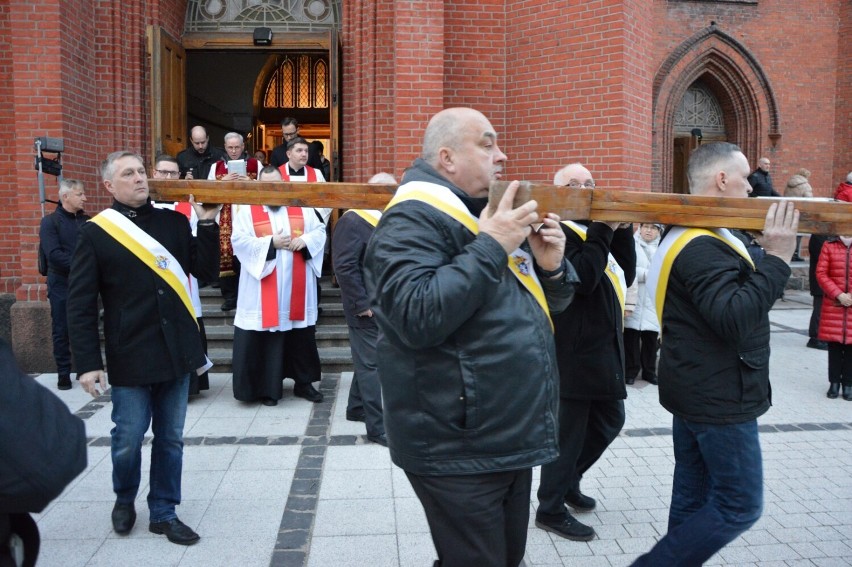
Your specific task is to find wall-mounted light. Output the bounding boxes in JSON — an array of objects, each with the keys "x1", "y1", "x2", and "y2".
[
  {"x1": 690, "y1": 128, "x2": 703, "y2": 141},
  {"x1": 253, "y1": 27, "x2": 272, "y2": 46}
]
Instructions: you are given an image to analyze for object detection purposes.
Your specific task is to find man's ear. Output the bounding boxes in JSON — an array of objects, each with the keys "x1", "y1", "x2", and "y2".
[
  {"x1": 438, "y1": 147, "x2": 456, "y2": 174},
  {"x1": 715, "y1": 170, "x2": 727, "y2": 192},
  {"x1": 103, "y1": 180, "x2": 114, "y2": 195}
]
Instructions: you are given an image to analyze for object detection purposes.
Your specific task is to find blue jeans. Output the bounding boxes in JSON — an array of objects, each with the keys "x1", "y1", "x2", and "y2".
[
  {"x1": 632, "y1": 416, "x2": 763, "y2": 567},
  {"x1": 110, "y1": 375, "x2": 189, "y2": 523}
]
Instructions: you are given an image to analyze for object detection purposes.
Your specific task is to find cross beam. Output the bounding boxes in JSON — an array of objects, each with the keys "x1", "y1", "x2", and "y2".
[{"x1": 148, "y1": 180, "x2": 852, "y2": 235}]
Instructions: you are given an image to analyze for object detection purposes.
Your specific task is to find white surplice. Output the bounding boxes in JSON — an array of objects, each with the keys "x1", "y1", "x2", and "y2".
[{"x1": 231, "y1": 204, "x2": 326, "y2": 330}]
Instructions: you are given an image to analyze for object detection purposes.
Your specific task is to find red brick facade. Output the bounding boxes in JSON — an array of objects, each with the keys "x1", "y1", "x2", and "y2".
[{"x1": 1, "y1": 0, "x2": 850, "y2": 367}]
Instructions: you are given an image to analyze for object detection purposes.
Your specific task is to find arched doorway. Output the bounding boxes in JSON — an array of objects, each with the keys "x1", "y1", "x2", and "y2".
[
  {"x1": 671, "y1": 81, "x2": 728, "y2": 194},
  {"x1": 651, "y1": 24, "x2": 781, "y2": 193}
]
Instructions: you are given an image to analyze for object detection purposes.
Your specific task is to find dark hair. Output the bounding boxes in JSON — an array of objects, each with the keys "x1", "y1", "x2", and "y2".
[
  {"x1": 286, "y1": 136, "x2": 309, "y2": 151},
  {"x1": 281, "y1": 117, "x2": 298, "y2": 129},
  {"x1": 154, "y1": 153, "x2": 178, "y2": 167},
  {"x1": 307, "y1": 141, "x2": 325, "y2": 170}
]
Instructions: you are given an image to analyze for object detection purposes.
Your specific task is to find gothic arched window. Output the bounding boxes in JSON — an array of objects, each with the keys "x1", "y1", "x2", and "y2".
[{"x1": 263, "y1": 54, "x2": 329, "y2": 110}]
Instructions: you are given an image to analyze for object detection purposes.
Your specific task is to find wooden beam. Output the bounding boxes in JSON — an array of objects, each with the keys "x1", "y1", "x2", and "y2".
[{"x1": 148, "y1": 180, "x2": 852, "y2": 235}]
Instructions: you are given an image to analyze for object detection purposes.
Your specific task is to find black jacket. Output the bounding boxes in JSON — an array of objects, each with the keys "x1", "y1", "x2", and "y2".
[
  {"x1": 808, "y1": 234, "x2": 829, "y2": 297},
  {"x1": 658, "y1": 232, "x2": 790, "y2": 424},
  {"x1": 747, "y1": 169, "x2": 779, "y2": 197},
  {"x1": 364, "y1": 159, "x2": 578, "y2": 475},
  {"x1": 39, "y1": 203, "x2": 90, "y2": 277},
  {"x1": 67, "y1": 200, "x2": 219, "y2": 386},
  {"x1": 332, "y1": 211, "x2": 377, "y2": 329},
  {"x1": 176, "y1": 145, "x2": 226, "y2": 180},
  {"x1": 554, "y1": 222, "x2": 636, "y2": 400}
]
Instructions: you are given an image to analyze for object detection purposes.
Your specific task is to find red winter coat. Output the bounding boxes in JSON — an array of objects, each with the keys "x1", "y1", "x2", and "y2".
[
  {"x1": 835, "y1": 182, "x2": 852, "y2": 202},
  {"x1": 817, "y1": 238, "x2": 852, "y2": 344}
]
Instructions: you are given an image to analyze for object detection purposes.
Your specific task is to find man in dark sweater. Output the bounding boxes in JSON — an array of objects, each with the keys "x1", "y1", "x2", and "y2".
[{"x1": 39, "y1": 179, "x2": 89, "y2": 390}]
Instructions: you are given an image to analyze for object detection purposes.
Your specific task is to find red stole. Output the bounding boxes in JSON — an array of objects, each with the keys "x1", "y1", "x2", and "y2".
[
  {"x1": 250, "y1": 206, "x2": 280, "y2": 328},
  {"x1": 287, "y1": 208, "x2": 307, "y2": 321},
  {"x1": 278, "y1": 165, "x2": 317, "y2": 182}
]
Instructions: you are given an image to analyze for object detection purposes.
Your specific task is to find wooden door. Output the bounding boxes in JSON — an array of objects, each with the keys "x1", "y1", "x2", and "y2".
[{"x1": 147, "y1": 26, "x2": 187, "y2": 166}]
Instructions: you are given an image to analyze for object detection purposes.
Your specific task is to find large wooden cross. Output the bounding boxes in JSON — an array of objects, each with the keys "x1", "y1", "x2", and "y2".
[{"x1": 148, "y1": 180, "x2": 852, "y2": 235}]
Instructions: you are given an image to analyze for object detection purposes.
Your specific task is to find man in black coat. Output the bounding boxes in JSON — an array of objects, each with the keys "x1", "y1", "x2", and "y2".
[
  {"x1": 39, "y1": 178, "x2": 89, "y2": 390},
  {"x1": 632, "y1": 142, "x2": 798, "y2": 566},
  {"x1": 535, "y1": 163, "x2": 635, "y2": 542},
  {"x1": 68, "y1": 151, "x2": 220, "y2": 546},
  {"x1": 747, "y1": 156, "x2": 779, "y2": 197}
]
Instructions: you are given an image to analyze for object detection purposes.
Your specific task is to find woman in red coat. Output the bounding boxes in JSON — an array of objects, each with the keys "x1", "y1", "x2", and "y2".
[{"x1": 816, "y1": 235, "x2": 852, "y2": 400}]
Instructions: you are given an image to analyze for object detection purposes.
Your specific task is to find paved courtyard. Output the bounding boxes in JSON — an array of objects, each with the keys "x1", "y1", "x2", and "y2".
[{"x1": 31, "y1": 291, "x2": 852, "y2": 566}]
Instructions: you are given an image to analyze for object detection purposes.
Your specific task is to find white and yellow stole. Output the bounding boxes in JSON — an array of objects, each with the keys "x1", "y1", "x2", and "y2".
[{"x1": 561, "y1": 221, "x2": 628, "y2": 314}]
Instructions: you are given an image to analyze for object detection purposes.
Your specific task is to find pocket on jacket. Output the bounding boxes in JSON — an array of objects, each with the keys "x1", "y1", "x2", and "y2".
[{"x1": 739, "y1": 346, "x2": 770, "y2": 405}]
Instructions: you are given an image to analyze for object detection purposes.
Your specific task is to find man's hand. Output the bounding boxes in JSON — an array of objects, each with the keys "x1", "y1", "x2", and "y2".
[
  {"x1": 272, "y1": 228, "x2": 292, "y2": 250},
  {"x1": 184, "y1": 170, "x2": 194, "y2": 180},
  {"x1": 757, "y1": 201, "x2": 799, "y2": 262},
  {"x1": 189, "y1": 194, "x2": 222, "y2": 221},
  {"x1": 479, "y1": 181, "x2": 538, "y2": 254},
  {"x1": 529, "y1": 213, "x2": 566, "y2": 273},
  {"x1": 80, "y1": 370, "x2": 109, "y2": 398},
  {"x1": 288, "y1": 236, "x2": 306, "y2": 251}
]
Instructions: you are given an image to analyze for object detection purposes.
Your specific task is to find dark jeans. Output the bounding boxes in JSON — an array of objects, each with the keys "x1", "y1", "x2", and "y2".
[
  {"x1": 110, "y1": 375, "x2": 190, "y2": 523},
  {"x1": 406, "y1": 468, "x2": 532, "y2": 567},
  {"x1": 624, "y1": 328, "x2": 659, "y2": 381},
  {"x1": 47, "y1": 272, "x2": 72, "y2": 375},
  {"x1": 809, "y1": 295, "x2": 823, "y2": 339},
  {"x1": 537, "y1": 398, "x2": 624, "y2": 520},
  {"x1": 346, "y1": 323, "x2": 384, "y2": 438},
  {"x1": 827, "y1": 342, "x2": 852, "y2": 385},
  {"x1": 631, "y1": 417, "x2": 763, "y2": 567}
]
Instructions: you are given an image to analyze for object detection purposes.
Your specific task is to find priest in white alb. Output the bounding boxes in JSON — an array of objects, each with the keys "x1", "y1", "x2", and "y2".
[{"x1": 230, "y1": 166, "x2": 327, "y2": 406}]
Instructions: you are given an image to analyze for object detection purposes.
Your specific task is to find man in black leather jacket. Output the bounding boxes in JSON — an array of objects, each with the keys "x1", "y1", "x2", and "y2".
[{"x1": 364, "y1": 108, "x2": 578, "y2": 567}]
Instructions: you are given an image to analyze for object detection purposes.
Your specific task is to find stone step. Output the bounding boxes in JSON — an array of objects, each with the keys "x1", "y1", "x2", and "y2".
[
  {"x1": 204, "y1": 323, "x2": 351, "y2": 349},
  {"x1": 208, "y1": 346, "x2": 353, "y2": 374}
]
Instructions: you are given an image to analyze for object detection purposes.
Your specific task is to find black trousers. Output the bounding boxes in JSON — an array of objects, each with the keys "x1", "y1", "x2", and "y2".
[
  {"x1": 809, "y1": 295, "x2": 823, "y2": 339},
  {"x1": 406, "y1": 468, "x2": 532, "y2": 567},
  {"x1": 345, "y1": 324, "x2": 384, "y2": 438},
  {"x1": 827, "y1": 342, "x2": 852, "y2": 386},
  {"x1": 624, "y1": 328, "x2": 659, "y2": 381},
  {"x1": 537, "y1": 398, "x2": 625, "y2": 520},
  {"x1": 46, "y1": 272, "x2": 72, "y2": 375}
]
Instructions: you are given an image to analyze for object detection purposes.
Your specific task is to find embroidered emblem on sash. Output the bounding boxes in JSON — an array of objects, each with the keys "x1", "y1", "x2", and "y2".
[
  {"x1": 155, "y1": 255, "x2": 169, "y2": 270},
  {"x1": 512, "y1": 255, "x2": 531, "y2": 275}
]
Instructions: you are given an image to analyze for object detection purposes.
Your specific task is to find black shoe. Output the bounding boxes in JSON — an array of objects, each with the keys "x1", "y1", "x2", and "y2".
[
  {"x1": 57, "y1": 374, "x2": 72, "y2": 390},
  {"x1": 565, "y1": 490, "x2": 596, "y2": 512},
  {"x1": 535, "y1": 515, "x2": 596, "y2": 541},
  {"x1": 293, "y1": 383, "x2": 323, "y2": 403},
  {"x1": 261, "y1": 397, "x2": 278, "y2": 407},
  {"x1": 221, "y1": 299, "x2": 237, "y2": 311},
  {"x1": 644, "y1": 374, "x2": 658, "y2": 385},
  {"x1": 807, "y1": 338, "x2": 829, "y2": 351},
  {"x1": 367, "y1": 434, "x2": 388, "y2": 447},
  {"x1": 791, "y1": 255, "x2": 804, "y2": 262},
  {"x1": 625, "y1": 376, "x2": 635, "y2": 385},
  {"x1": 111, "y1": 502, "x2": 136, "y2": 535},
  {"x1": 149, "y1": 518, "x2": 200, "y2": 546},
  {"x1": 346, "y1": 410, "x2": 366, "y2": 422},
  {"x1": 827, "y1": 383, "x2": 840, "y2": 399},
  {"x1": 843, "y1": 385, "x2": 852, "y2": 401}
]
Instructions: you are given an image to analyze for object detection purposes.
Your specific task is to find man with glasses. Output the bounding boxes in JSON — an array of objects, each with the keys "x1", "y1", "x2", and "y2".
[
  {"x1": 151, "y1": 154, "x2": 210, "y2": 397},
  {"x1": 269, "y1": 117, "x2": 300, "y2": 169},
  {"x1": 176, "y1": 125, "x2": 226, "y2": 180},
  {"x1": 536, "y1": 163, "x2": 635, "y2": 542}
]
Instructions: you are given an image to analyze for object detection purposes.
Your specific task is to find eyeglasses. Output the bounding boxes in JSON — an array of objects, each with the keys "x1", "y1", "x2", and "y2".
[
  {"x1": 563, "y1": 180, "x2": 596, "y2": 189},
  {"x1": 154, "y1": 169, "x2": 180, "y2": 178},
  {"x1": 282, "y1": 131, "x2": 298, "y2": 139}
]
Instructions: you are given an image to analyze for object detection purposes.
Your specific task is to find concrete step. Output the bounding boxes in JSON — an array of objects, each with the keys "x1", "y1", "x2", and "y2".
[
  {"x1": 208, "y1": 346, "x2": 353, "y2": 374},
  {"x1": 204, "y1": 323, "x2": 351, "y2": 349}
]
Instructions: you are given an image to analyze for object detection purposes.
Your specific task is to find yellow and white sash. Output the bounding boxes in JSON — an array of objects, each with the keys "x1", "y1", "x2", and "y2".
[
  {"x1": 345, "y1": 209, "x2": 382, "y2": 227},
  {"x1": 561, "y1": 221, "x2": 627, "y2": 314},
  {"x1": 385, "y1": 182, "x2": 553, "y2": 331},
  {"x1": 647, "y1": 226, "x2": 755, "y2": 327},
  {"x1": 90, "y1": 208, "x2": 198, "y2": 328}
]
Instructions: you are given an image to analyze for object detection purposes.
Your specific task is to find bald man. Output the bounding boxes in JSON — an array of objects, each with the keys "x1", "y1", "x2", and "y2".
[
  {"x1": 176, "y1": 125, "x2": 226, "y2": 180},
  {"x1": 364, "y1": 108, "x2": 578, "y2": 566}
]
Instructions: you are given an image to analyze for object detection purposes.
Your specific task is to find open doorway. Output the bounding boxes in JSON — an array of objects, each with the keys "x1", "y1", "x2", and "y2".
[{"x1": 185, "y1": 49, "x2": 333, "y2": 176}]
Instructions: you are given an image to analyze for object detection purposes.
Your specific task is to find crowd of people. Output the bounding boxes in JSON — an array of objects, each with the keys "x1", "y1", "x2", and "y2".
[{"x1": 24, "y1": 110, "x2": 852, "y2": 565}]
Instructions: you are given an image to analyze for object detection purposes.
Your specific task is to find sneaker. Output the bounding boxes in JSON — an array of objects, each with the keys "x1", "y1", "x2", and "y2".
[
  {"x1": 565, "y1": 490, "x2": 596, "y2": 512},
  {"x1": 149, "y1": 518, "x2": 200, "y2": 546},
  {"x1": 535, "y1": 514, "x2": 596, "y2": 541}
]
